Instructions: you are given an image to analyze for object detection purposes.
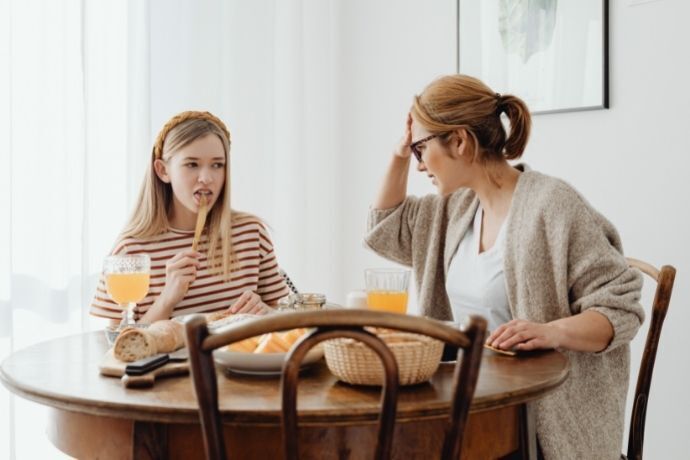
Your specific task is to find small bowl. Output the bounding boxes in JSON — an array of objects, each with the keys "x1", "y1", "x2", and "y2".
[{"x1": 104, "y1": 323, "x2": 150, "y2": 346}]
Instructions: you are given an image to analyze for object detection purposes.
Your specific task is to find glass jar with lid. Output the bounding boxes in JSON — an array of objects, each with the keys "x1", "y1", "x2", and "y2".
[{"x1": 278, "y1": 293, "x2": 327, "y2": 311}]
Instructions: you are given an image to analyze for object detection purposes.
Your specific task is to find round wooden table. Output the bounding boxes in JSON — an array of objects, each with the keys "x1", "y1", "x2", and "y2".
[{"x1": 1, "y1": 331, "x2": 568, "y2": 459}]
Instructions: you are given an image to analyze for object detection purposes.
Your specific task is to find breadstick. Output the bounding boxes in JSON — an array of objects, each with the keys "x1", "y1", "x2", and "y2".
[{"x1": 192, "y1": 195, "x2": 208, "y2": 251}]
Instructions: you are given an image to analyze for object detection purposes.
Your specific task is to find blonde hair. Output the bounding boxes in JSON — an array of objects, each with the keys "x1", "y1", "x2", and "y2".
[
  {"x1": 122, "y1": 110, "x2": 250, "y2": 280},
  {"x1": 412, "y1": 74, "x2": 531, "y2": 162}
]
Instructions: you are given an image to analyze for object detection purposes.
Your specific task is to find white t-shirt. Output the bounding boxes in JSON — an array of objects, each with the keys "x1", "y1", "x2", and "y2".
[{"x1": 445, "y1": 207, "x2": 512, "y2": 332}]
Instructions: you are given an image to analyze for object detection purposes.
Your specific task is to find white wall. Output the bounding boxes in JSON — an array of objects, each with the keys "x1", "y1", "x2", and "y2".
[
  {"x1": 335, "y1": 0, "x2": 458, "y2": 307},
  {"x1": 149, "y1": 0, "x2": 689, "y2": 457},
  {"x1": 530, "y1": 2, "x2": 690, "y2": 457}
]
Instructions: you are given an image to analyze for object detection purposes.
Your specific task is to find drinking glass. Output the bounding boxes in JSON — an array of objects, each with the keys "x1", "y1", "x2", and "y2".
[
  {"x1": 103, "y1": 254, "x2": 151, "y2": 328},
  {"x1": 364, "y1": 268, "x2": 410, "y2": 314}
]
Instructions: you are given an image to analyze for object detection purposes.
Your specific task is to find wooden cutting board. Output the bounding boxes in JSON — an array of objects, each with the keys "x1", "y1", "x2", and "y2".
[{"x1": 99, "y1": 349, "x2": 189, "y2": 388}]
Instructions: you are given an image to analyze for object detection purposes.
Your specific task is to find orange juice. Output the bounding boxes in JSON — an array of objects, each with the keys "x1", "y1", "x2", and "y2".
[
  {"x1": 366, "y1": 291, "x2": 408, "y2": 314},
  {"x1": 106, "y1": 273, "x2": 150, "y2": 305}
]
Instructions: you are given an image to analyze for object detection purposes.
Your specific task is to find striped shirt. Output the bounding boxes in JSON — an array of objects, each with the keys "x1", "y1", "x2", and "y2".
[{"x1": 90, "y1": 219, "x2": 290, "y2": 320}]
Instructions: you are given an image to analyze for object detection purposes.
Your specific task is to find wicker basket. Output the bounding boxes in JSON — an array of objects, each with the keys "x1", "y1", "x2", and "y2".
[{"x1": 324, "y1": 331, "x2": 443, "y2": 386}]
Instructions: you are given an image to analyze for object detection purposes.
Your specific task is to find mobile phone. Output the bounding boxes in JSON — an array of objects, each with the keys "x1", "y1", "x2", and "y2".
[
  {"x1": 441, "y1": 343, "x2": 460, "y2": 362},
  {"x1": 125, "y1": 353, "x2": 170, "y2": 376}
]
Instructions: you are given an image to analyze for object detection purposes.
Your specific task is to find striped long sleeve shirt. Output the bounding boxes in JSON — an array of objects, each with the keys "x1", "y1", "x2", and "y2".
[{"x1": 90, "y1": 219, "x2": 289, "y2": 320}]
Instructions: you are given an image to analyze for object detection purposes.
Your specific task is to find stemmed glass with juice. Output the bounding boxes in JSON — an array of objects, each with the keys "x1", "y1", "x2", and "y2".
[
  {"x1": 364, "y1": 268, "x2": 410, "y2": 314},
  {"x1": 103, "y1": 254, "x2": 151, "y2": 328}
]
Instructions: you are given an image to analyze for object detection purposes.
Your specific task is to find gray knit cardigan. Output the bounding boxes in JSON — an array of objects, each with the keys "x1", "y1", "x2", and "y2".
[{"x1": 365, "y1": 169, "x2": 644, "y2": 459}]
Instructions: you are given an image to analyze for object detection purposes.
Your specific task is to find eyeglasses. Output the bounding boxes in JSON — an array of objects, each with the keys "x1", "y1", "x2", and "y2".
[{"x1": 409, "y1": 134, "x2": 440, "y2": 162}]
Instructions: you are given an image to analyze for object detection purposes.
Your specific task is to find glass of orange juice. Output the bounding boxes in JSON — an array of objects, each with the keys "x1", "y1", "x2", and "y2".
[
  {"x1": 364, "y1": 268, "x2": 410, "y2": 314},
  {"x1": 104, "y1": 254, "x2": 151, "y2": 328}
]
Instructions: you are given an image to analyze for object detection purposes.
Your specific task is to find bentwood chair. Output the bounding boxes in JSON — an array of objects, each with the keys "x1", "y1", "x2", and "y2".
[
  {"x1": 185, "y1": 309, "x2": 487, "y2": 460},
  {"x1": 623, "y1": 258, "x2": 676, "y2": 460}
]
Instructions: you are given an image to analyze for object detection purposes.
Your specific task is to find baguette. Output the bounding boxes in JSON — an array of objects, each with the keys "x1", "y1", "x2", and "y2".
[
  {"x1": 113, "y1": 328, "x2": 156, "y2": 362},
  {"x1": 113, "y1": 320, "x2": 185, "y2": 362}
]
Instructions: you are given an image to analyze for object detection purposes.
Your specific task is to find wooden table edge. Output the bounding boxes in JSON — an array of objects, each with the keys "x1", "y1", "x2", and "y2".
[{"x1": 1, "y1": 361, "x2": 569, "y2": 426}]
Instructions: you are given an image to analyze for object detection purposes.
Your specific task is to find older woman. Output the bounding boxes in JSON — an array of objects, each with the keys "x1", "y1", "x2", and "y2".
[{"x1": 365, "y1": 74, "x2": 643, "y2": 459}]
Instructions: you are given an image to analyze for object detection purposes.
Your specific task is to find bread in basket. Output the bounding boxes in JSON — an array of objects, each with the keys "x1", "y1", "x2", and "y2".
[{"x1": 324, "y1": 329, "x2": 443, "y2": 386}]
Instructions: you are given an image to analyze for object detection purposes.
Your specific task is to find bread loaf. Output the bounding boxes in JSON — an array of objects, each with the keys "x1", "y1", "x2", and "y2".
[{"x1": 113, "y1": 320, "x2": 185, "y2": 362}]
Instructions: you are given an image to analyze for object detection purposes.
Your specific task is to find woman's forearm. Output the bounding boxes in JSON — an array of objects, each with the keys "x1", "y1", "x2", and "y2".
[
  {"x1": 488, "y1": 310, "x2": 616, "y2": 353},
  {"x1": 550, "y1": 310, "x2": 614, "y2": 352},
  {"x1": 138, "y1": 295, "x2": 175, "y2": 324},
  {"x1": 373, "y1": 155, "x2": 411, "y2": 210}
]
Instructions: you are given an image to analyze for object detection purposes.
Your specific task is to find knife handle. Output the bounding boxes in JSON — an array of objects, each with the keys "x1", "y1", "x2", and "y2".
[
  {"x1": 125, "y1": 353, "x2": 169, "y2": 376},
  {"x1": 121, "y1": 362, "x2": 190, "y2": 388},
  {"x1": 121, "y1": 372, "x2": 156, "y2": 388}
]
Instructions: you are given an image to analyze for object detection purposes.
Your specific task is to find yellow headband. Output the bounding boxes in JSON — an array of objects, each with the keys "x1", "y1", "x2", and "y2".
[{"x1": 152, "y1": 110, "x2": 231, "y2": 159}]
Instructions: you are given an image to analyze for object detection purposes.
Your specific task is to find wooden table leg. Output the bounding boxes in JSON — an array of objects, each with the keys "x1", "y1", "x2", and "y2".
[
  {"x1": 518, "y1": 403, "x2": 537, "y2": 460},
  {"x1": 47, "y1": 408, "x2": 132, "y2": 460},
  {"x1": 133, "y1": 421, "x2": 169, "y2": 460}
]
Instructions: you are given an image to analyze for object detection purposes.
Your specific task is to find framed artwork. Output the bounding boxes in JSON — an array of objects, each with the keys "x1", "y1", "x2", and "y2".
[{"x1": 457, "y1": 0, "x2": 609, "y2": 114}]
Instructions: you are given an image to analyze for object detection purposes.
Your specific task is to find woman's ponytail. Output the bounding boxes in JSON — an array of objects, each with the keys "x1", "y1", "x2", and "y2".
[{"x1": 499, "y1": 95, "x2": 531, "y2": 160}]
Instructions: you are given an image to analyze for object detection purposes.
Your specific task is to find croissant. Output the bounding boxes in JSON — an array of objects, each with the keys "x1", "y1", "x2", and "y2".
[{"x1": 224, "y1": 328, "x2": 308, "y2": 354}]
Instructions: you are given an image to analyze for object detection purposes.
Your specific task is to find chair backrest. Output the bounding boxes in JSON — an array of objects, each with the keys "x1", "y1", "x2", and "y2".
[
  {"x1": 185, "y1": 309, "x2": 487, "y2": 460},
  {"x1": 625, "y1": 258, "x2": 676, "y2": 460}
]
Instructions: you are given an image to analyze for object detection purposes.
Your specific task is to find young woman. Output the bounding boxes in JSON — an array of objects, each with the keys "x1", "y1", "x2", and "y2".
[
  {"x1": 91, "y1": 111, "x2": 289, "y2": 324},
  {"x1": 365, "y1": 75, "x2": 644, "y2": 459}
]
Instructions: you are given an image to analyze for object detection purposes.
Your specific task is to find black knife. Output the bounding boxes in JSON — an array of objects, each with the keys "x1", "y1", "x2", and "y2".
[{"x1": 125, "y1": 353, "x2": 170, "y2": 376}]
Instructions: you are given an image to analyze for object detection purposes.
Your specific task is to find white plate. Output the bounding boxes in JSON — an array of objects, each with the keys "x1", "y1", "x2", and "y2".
[{"x1": 213, "y1": 347, "x2": 324, "y2": 376}]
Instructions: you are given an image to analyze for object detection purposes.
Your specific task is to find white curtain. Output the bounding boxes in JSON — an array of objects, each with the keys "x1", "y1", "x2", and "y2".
[
  {"x1": 0, "y1": 0, "x2": 149, "y2": 457},
  {"x1": 150, "y1": 0, "x2": 344, "y2": 299},
  {"x1": 1, "y1": 0, "x2": 341, "y2": 458}
]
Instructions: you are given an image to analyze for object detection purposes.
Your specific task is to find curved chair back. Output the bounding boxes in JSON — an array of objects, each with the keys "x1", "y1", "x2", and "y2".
[
  {"x1": 185, "y1": 309, "x2": 487, "y2": 460},
  {"x1": 625, "y1": 258, "x2": 676, "y2": 460}
]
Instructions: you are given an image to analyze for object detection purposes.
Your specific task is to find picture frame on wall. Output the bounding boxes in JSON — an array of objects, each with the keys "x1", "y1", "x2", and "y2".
[{"x1": 457, "y1": 0, "x2": 609, "y2": 114}]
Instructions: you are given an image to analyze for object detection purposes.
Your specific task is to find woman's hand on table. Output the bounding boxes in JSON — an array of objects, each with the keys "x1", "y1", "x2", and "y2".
[
  {"x1": 487, "y1": 311, "x2": 615, "y2": 353},
  {"x1": 486, "y1": 319, "x2": 561, "y2": 352},
  {"x1": 228, "y1": 291, "x2": 273, "y2": 315}
]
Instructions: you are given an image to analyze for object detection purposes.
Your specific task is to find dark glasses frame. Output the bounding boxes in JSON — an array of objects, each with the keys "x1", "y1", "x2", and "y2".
[{"x1": 409, "y1": 134, "x2": 440, "y2": 162}]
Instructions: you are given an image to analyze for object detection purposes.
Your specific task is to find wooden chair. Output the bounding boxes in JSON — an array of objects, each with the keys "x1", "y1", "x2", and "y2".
[
  {"x1": 623, "y1": 258, "x2": 676, "y2": 460},
  {"x1": 185, "y1": 309, "x2": 487, "y2": 460}
]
